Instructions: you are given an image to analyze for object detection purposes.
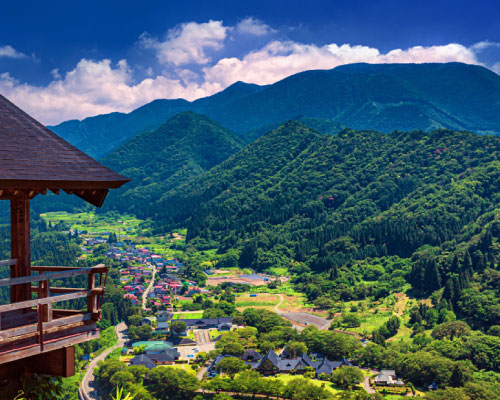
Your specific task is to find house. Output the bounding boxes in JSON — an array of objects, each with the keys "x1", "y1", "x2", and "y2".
[
  {"x1": 255, "y1": 350, "x2": 280, "y2": 375},
  {"x1": 208, "y1": 355, "x2": 231, "y2": 377},
  {"x1": 241, "y1": 349, "x2": 262, "y2": 362},
  {"x1": 157, "y1": 321, "x2": 170, "y2": 332},
  {"x1": 132, "y1": 340, "x2": 175, "y2": 354},
  {"x1": 374, "y1": 370, "x2": 404, "y2": 386},
  {"x1": 174, "y1": 317, "x2": 233, "y2": 330},
  {"x1": 428, "y1": 382, "x2": 439, "y2": 391},
  {"x1": 130, "y1": 354, "x2": 156, "y2": 369}
]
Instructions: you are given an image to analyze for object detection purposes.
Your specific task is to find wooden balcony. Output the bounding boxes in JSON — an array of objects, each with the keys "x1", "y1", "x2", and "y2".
[{"x1": 0, "y1": 262, "x2": 108, "y2": 377}]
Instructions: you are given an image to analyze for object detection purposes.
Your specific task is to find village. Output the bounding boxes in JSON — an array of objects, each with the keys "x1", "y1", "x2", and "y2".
[{"x1": 70, "y1": 224, "x2": 419, "y2": 398}]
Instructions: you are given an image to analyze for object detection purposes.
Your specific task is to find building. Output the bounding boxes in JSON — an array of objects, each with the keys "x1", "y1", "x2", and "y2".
[
  {"x1": 130, "y1": 354, "x2": 156, "y2": 369},
  {"x1": 174, "y1": 317, "x2": 233, "y2": 330},
  {"x1": 0, "y1": 93, "x2": 129, "y2": 378},
  {"x1": 209, "y1": 349, "x2": 357, "y2": 377},
  {"x1": 374, "y1": 370, "x2": 404, "y2": 386}
]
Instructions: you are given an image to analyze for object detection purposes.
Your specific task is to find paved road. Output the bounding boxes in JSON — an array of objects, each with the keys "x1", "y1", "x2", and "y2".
[
  {"x1": 142, "y1": 263, "x2": 157, "y2": 310},
  {"x1": 79, "y1": 322, "x2": 128, "y2": 400},
  {"x1": 363, "y1": 376, "x2": 375, "y2": 394},
  {"x1": 279, "y1": 311, "x2": 331, "y2": 331}
]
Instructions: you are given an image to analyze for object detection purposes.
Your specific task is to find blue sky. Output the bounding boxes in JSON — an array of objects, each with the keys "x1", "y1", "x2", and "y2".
[{"x1": 1, "y1": 0, "x2": 499, "y2": 124}]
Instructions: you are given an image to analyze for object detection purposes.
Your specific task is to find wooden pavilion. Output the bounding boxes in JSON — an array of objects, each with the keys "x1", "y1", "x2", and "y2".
[{"x1": 0, "y1": 94, "x2": 129, "y2": 378}]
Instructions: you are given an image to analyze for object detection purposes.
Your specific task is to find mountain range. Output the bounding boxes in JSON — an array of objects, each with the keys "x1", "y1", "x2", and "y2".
[{"x1": 50, "y1": 62, "x2": 500, "y2": 158}]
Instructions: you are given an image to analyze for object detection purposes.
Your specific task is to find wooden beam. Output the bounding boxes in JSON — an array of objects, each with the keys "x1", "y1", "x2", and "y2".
[
  {"x1": 0, "y1": 290, "x2": 90, "y2": 313},
  {"x1": 0, "y1": 347, "x2": 75, "y2": 378},
  {"x1": 10, "y1": 194, "x2": 31, "y2": 302},
  {"x1": 0, "y1": 327, "x2": 98, "y2": 366},
  {"x1": 0, "y1": 265, "x2": 107, "y2": 287},
  {"x1": 31, "y1": 286, "x2": 86, "y2": 294},
  {"x1": 31, "y1": 266, "x2": 83, "y2": 272},
  {"x1": 0, "y1": 259, "x2": 16, "y2": 267},
  {"x1": 0, "y1": 313, "x2": 93, "y2": 341}
]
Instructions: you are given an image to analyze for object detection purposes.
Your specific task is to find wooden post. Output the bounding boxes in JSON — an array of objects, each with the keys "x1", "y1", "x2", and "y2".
[
  {"x1": 40, "y1": 279, "x2": 52, "y2": 322},
  {"x1": 10, "y1": 193, "x2": 31, "y2": 303},
  {"x1": 87, "y1": 272, "x2": 97, "y2": 319}
]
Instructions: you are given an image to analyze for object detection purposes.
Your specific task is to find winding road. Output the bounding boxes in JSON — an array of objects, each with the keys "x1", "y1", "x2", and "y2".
[
  {"x1": 142, "y1": 263, "x2": 157, "y2": 310},
  {"x1": 79, "y1": 322, "x2": 128, "y2": 400}
]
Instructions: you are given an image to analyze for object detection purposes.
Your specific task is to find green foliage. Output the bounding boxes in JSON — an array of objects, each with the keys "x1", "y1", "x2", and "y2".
[
  {"x1": 103, "y1": 112, "x2": 244, "y2": 217},
  {"x1": 52, "y1": 62, "x2": 500, "y2": 160},
  {"x1": 330, "y1": 366, "x2": 364, "y2": 389},
  {"x1": 216, "y1": 357, "x2": 247, "y2": 378}
]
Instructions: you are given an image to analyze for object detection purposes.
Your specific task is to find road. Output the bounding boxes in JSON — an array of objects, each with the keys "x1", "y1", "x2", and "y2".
[
  {"x1": 142, "y1": 263, "x2": 157, "y2": 310},
  {"x1": 279, "y1": 311, "x2": 331, "y2": 331},
  {"x1": 274, "y1": 294, "x2": 284, "y2": 313},
  {"x1": 79, "y1": 322, "x2": 128, "y2": 400},
  {"x1": 363, "y1": 376, "x2": 375, "y2": 394}
]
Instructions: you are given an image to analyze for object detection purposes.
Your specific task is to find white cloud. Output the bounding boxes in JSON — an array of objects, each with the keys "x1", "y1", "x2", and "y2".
[
  {"x1": 0, "y1": 59, "x2": 210, "y2": 125},
  {"x1": 0, "y1": 45, "x2": 27, "y2": 59},
  {"x1": 236, "y1": 17, "x2": 274, "y2": 36},
  {"x1": 492, "y1": 62, "x2": 500, "y2": 74},
  {"x1": 140, "y1": 20, "x2": 228, "y2": 66},
  {"x1": 202, "y1": 41, "x2": 482, "y2": 88},
  {"x1": 471, "y1": 41, "x2": 500, "y2": 52}
]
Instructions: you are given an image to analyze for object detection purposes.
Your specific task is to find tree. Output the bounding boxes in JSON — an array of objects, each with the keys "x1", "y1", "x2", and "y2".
[
  {"x1": 432, "y1": 321, "x2": 471, "y2": 340},
  {"x1": 171, "y1": 320, "x2": 188, "y2": 336},
  {"x1": 216, "y1": 357, "x2": 247, "y2": 378},
  {"x1": 221, "y1": 341, "x2": 245, "y2": 356},
  {"x1": 341, "y1": 313, "x2": 361, "y2": 328},
  {"x1": 286, "y1": 341, "x2": 308, "y2": 358},
  {"x1": 331, "y1": 367, "x2": 364, "y2": 389},
  {"x1": 145, "y1": 367, "x2": 199, "y2": 400}
]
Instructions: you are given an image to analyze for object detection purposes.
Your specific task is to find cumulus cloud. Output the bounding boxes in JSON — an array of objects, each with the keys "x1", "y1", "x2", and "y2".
[
  {"x1": 203, "y1": 41, "x2": 482, "y2": 88},
  {"x1": 0, "y1": 45, "x2": 27, "y2": 59},
  {"x1": 0, "y1": 59, "x2": 210, "y2": 124},
  {"x1": 236, "y1": 17, "x2": 274, "y2": 36},
  {"x1": 140, "y1": 20, "x2": 228, "y2": 66}
]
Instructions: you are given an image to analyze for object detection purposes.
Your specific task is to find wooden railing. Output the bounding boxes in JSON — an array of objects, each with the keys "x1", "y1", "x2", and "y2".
[{"x1": 0, "y1": 264, "x2": 108, "y2": 356}]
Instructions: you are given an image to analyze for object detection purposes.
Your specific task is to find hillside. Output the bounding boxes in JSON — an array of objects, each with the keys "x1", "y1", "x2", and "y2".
[
  {"x1": 153, "y1": 122, "x2": 500, "y2": 323},
  {"x1": 50, "y1": 62, "x2": 500, "y2": 157},
  {"x1": 102, "y1": 111, "x2": 244, "y2": 216}
]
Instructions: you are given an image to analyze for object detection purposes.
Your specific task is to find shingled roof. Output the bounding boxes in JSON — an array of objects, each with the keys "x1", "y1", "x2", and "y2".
[{"x1": 0, "y1": 94, "x2": 129, "y2": 206}]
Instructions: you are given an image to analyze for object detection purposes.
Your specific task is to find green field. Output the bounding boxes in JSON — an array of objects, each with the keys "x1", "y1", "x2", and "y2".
[{"x1": 173, "y1": 312, "x2": 204, "y2": 319}]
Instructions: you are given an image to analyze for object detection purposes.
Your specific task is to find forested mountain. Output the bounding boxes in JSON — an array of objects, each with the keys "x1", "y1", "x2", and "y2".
[
  {"x1": 50, "y1": 62, "x2": 500, "y2": 157},
  {"x1": 102, "y1": 111, "x2": 244, "y2": 216},
  {"x1": 152, "y1": 121, "x2": 500, "y2": 327}
]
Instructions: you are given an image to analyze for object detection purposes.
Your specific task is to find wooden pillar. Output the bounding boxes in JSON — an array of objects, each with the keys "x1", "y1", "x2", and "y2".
[{"x1": 10, "y1": 193, "x2": 31, "y2": 303}]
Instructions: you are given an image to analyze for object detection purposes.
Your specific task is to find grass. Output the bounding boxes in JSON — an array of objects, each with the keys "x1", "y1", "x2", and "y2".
[
  {"x1": 173, "y1": 312, "x2": 204, "y2": 319},
  {"x1": 235, "y1": 301, "x2": 277, "y2": 307},
  {"x1": 209, "y1": 329, "x2": 221, "y2": 340},
  {"x1": 41, "y1": 211, "x2": 144, "y2": 237},
  {"x1": 160, "y1": 363, "x2": 197, "y2": 375},
  {"x1": 272, "y1": 374, "x2": 341, "y2": 395}
]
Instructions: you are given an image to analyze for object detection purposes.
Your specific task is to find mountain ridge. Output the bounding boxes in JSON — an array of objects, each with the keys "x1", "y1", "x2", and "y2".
[{"x1": 49, "y1": 62, "x2": 500, "y2": 158}]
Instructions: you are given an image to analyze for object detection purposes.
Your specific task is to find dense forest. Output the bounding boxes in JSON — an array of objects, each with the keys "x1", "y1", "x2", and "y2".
[
  {"x1": 130, "y1": 122, "x2": 500, "y2": 329},
  {"x1": 102, "y1": 112, "x2": 244, "y2": 217}
]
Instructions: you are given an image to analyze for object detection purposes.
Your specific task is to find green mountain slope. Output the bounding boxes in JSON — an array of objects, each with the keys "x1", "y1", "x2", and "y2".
[
  {"x1": 50, "y1": 62, "x2": 500, "y2": 157},
  {"x1": 102, "y1": 111, "x2": 244, "y2": 216},
  {"x1": 155, "y1": 121, "x2": 500, "y2": 309}
]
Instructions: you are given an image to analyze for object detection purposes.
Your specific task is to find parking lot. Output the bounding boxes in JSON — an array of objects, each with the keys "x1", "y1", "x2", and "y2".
[{"x1": 175, "y1": 329, "x2": 216, "y2": 360}]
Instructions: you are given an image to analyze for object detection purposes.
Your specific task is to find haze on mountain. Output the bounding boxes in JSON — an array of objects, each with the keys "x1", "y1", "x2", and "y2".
[{"x1": 50, "y1": 62, "x2": 500, "y2": 158}]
